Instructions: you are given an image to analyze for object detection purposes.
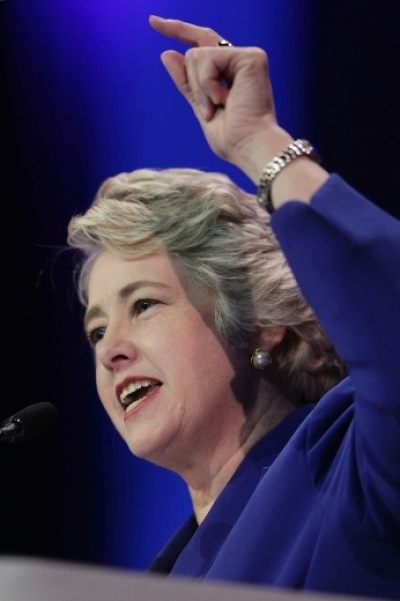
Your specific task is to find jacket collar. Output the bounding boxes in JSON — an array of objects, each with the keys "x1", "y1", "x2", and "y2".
[{"x1": 149, "y1": 405, "x2": 313, "y2": 577}]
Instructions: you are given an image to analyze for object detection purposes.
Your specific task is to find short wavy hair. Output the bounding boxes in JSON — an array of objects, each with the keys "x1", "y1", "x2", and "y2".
[{"x1": 68, "y1": 167, "x2": 347, "y2": 404}]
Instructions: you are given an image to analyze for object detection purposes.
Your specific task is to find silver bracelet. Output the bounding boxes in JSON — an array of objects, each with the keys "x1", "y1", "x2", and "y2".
[{"x1": 257, "y1": 139, "x2": 320, "y2": 214}]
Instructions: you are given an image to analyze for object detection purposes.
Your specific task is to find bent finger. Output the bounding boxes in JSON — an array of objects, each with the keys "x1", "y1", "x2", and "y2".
[
  {"x1": 160, "y1": 50, "x2": 188, "y2": 91},
  {"x1": 160, "y1": 50, "x2": 211, "y2": 119},
  {"x1": 185, "y1": 50, "x2": 232, "y2": 119}
]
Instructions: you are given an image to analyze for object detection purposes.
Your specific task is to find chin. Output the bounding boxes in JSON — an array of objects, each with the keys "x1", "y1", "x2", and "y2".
[
  {"x1": 128, "y1": 436, "x2": 188, "y2": 473},
  {"x1": 125, "y1": 432, "x2": 171, "y2": 464}
]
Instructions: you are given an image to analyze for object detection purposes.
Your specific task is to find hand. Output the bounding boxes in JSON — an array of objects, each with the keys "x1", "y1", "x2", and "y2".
[{"x1": 149, "y1": 16, "x2": 292, "y2": 183}]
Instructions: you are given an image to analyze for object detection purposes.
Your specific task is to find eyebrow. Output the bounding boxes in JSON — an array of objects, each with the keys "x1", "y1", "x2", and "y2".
[{"x1": 83, "y1": 280, "x2": 171, "y2": 330}]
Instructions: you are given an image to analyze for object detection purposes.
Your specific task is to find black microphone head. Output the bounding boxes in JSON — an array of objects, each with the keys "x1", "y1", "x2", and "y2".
[{"x1": 3, "y1": 402, "x2": 59, "y2": 442}]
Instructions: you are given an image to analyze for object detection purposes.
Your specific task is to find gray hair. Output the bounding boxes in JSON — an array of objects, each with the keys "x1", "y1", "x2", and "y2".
[{"x1": 68, "y1": 167, "x2": 347, "y2": 404}]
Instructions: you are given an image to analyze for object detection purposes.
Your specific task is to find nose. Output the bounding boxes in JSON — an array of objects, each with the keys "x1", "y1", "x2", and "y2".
[{"x1": 96, "y1": 325, "x2": 139, "y2": 372}]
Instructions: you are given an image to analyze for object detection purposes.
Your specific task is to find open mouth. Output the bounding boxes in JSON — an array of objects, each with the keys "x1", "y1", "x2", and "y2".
[{"x1": 119, "y1": 379, "x2": 162, "y2": 414}]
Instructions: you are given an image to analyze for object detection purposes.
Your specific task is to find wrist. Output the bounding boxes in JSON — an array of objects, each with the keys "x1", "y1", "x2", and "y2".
[
  {"x1": 231, "y1": 125, "x2": 294, "y2": 184},
  {"x1": 257, "y1": 139, "x2": 321, "y2": 213}
]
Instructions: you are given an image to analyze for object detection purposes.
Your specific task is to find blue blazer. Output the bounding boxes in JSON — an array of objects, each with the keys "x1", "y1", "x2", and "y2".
[{"x1": 150, "y1": 176, "x2": 400, "y2": 600}]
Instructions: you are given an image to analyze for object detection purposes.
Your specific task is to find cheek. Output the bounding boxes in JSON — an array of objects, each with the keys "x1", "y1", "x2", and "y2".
[
  {"x1": 95, "y1": 364, "x2": 113, "y2": 412},
  {"x1": 169, "y1": 325, "x2": 236, "y2": 389}
]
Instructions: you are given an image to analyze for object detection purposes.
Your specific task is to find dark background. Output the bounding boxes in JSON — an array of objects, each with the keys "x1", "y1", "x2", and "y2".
[{"x1": 1, "y1": 0, "x2": 399, "y2": 571}]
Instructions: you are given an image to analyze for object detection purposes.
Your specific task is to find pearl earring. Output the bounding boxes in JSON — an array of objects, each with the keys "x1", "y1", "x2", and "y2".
[{"x1": 251, "y1": 348, "x2": 272, "y2": 370}]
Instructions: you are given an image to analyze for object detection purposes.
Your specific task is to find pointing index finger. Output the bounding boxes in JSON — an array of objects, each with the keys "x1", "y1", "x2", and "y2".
[{"x1": 149, "y1": 15, "x2": 222, "y2": 47}]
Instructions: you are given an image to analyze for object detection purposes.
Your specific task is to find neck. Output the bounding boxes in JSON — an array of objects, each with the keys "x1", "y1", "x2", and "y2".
[{"x1": 186, "y1": 388, "x2": 295, "y2": 524}]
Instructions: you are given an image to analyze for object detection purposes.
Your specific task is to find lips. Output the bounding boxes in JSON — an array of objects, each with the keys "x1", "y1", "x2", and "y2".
[{"x1": 116, "y1": 377, "x2": 162, "y2": 416}]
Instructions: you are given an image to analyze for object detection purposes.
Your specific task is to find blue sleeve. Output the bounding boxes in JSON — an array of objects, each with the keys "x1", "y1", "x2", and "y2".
[{"x1": 271, "y1": 173, "x2": 400, "y2": 536}]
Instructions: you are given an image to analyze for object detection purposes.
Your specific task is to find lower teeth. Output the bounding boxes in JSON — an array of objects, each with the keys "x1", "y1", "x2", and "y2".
[{"x1": 125, "y1": 393, "x2": 149, "y2": 413}]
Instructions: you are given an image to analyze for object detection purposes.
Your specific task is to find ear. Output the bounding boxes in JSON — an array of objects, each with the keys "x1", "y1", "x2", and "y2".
[{"x1": 253, "y1": 326, "x2": 286, "y2": 351}]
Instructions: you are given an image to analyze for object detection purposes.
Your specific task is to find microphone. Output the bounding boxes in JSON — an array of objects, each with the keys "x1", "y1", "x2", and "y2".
[{"x1": 0, "y1": 402, "x2": 59, "y2": 443}]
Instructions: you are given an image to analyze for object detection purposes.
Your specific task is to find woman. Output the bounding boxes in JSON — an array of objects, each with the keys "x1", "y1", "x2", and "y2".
[{"x1": 67, "y1": 16, "x2": 400, "y2": 600}]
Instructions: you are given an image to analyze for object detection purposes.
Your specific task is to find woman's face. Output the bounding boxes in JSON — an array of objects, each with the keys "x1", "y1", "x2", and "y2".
[{"x1": 85, "y1": 250, "x2": 253, "y2": 475}]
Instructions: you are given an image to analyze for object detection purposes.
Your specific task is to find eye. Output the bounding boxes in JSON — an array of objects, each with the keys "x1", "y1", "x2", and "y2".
[
  {"x1": 133, "y1": 298, "x2": 159, "y2": 315},
  {"x1": 86, "y1": 326, "x2": 106, "y2": 347}
]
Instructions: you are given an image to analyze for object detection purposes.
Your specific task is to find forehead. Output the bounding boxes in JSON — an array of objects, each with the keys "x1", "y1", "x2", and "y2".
[
  {"x1": 87, "y1": 250, "x2": 181, "y2": 297},
  {"x1": 86, "y1": 249, "x2": 214, "y2": 322}
]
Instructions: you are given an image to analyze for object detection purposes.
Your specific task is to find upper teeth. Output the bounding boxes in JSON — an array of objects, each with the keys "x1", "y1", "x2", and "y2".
[{"x1": 120, "y1": 380, "x2": 154, "y2": 405}]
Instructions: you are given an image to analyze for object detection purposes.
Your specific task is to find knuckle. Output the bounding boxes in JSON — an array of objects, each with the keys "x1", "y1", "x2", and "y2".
[
  {"x1": 250, "y1": 47, "x2": 269, "y2": 65},
  {"x1": 185, "y1": 47, "x2": 197, "y2": 59},
  {"x1": 242, "y1": 47, "x2": 269, "y2": 71}
]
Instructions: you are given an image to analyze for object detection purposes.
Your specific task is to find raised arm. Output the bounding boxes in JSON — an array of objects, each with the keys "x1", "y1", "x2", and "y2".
[{"x1": 150, "y1": 16, "x2": 400, "y2": 537}]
